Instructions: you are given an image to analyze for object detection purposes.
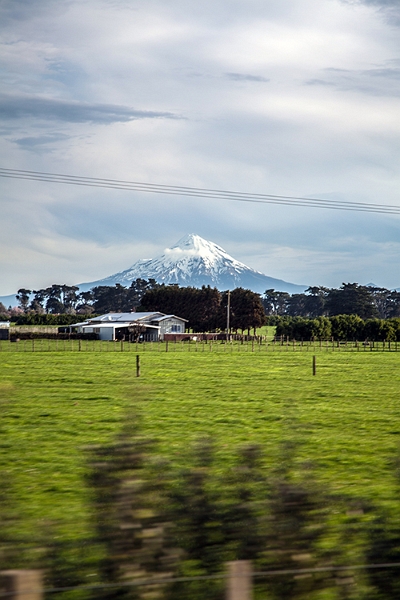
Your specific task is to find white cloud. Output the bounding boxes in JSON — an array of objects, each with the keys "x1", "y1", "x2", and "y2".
[{"x1": 0, "y1": 0, "x2": 400, "y2": 292}]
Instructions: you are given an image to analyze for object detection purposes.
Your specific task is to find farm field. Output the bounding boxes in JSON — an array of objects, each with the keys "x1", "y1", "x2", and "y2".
[{"x1": 1, "y1": 343, "x2": 400, "y2": 547}]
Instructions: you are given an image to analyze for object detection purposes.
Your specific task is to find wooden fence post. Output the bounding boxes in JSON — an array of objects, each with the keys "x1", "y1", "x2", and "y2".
[
  {"x1": 312, "y1": 355, "x2": 316, "y2": 376},
  {"x1": 136, "y1": 354, "x2": 140, "y2": 377},
  {"x1": 226, "y1": 561, "x2": 252, "y2": 600},
  {"x1": 0, "y1": 570, "x2": 43, "y2": 600}
]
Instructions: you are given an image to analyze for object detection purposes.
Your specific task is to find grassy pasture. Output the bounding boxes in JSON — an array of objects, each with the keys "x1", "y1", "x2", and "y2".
[{"x1": 1, "y1": 341, "x2": 400, "y2": 546}]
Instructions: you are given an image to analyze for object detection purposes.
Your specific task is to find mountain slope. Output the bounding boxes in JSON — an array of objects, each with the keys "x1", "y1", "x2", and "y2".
[{"x1": 78, "y1": 234, "x2": 307, "y2": 294}]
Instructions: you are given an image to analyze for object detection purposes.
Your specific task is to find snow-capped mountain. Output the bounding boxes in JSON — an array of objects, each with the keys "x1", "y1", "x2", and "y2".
[{"x1": 78, "y1": 234, "x2": 307, "y2": 294}]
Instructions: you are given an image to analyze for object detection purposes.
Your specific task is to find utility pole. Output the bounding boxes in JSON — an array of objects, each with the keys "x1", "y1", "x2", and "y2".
[{"x1": 226, "y1": 290, "x2": 231, "y2": 342}]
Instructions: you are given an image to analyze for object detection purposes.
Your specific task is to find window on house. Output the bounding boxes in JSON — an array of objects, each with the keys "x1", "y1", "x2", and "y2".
[{"x1": 171, "y1": 324, "x2": 181, "y2": 332}]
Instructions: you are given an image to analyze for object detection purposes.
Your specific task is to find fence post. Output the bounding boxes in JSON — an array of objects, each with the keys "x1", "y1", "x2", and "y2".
[
  {"x1": 136, "y1": 354, "x2": 140, "y2": 377},
  {"x1": 226, "y1": 560, "x2": 252, "y2": 600},
  {"x1": 312, "y1": 355, "x2": 316, "y2": 376},
  {"x1": 0, "y1": 570, "x2": 43, "y2": 600}
]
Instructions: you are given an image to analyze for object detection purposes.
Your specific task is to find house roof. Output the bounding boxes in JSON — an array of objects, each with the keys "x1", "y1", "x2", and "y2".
[
  {"x1": 69, "y1": 312, "x2": 187, "y2": 328},
  {"x1": 150, "y1": 314, "x2": 188, "y2": 323},
  {"x1": 91, "y1": 312, "x2": 164, "y2": 323},
  {"x1": 81, "y1": 322, "x2": 160, "y2": 330}
]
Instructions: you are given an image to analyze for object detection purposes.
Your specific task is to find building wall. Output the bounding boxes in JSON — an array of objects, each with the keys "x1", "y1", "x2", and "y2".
[
  {"x1": 81, "y1": 326, "x2": 114, "y2": 340},
  {"x1": 158, "y1": 318, "x2": 186, "y2": 337},
  {"x1": 98, "y1": 327, "x2": 114, "y2": 341}
]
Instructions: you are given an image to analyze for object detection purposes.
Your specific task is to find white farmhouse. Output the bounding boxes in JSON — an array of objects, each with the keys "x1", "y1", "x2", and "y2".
[{"x1": 69, "y1": 312, "x2": 187, "y2": 341}]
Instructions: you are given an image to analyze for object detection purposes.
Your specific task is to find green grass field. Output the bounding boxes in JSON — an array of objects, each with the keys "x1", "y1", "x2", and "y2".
[{"x1": 1, "y1": 341, "x2": 400, "y2": 546}]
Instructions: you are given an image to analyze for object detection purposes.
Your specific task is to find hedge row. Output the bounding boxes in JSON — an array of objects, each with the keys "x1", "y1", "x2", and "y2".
[
  {"x1": 274, "y1": 315, "x2": 400, "y2": 341},
  {"x1": 9, "y1": 332, "x2": 98, "y2": 341}
]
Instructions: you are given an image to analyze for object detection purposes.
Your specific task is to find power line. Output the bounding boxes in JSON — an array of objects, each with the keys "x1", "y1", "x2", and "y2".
[{"x1": 1, "y1": 166, "x2": 400, "y2": 215}]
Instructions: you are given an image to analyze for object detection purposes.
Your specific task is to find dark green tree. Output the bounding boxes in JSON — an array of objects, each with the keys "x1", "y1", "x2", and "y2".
[
  {"x1": 326, "y1": 283, "x2": 378, "y2": 319},
  {"x1": 330, "y1": 314, "x2": 364, "y2": 340},
  {"x1": 61, "y1": 285, "x2": 79, "y2": 313},
  {"x1": 127, "y1": 278, "x2": 160, "y2": 308},
  {"x1": 141, "y1": 285, "x2": 222, "y2": 331},
  {"x1": 303, "y1": 287, "x2": 329, "y2": 317},
  {"x1": 386, "y1": 291, "x2": 400, "y2": 318},
  {"x1": 91, "y1": 280, "x2": 161, "y2": 314},
  {"x1": 225, "y1": 288, "x2": 266, "y2": 334},
  {"x1": 29, "y1": 289, "x2": 47, "y2": 313},
  {"x1": 91, "y1": 284, "x2": 129, "y2": 314},
  {"x1": 16, "y1": 288, "x2": 31, "y2": 313},
  {"x1": 76, "y1": 290, "x2": 95, "y2": 314},
  {"x1": 263, "y1": 289, "x2": 290, "y2": 316},
  {"x1": 45, "y1": 285, "x2": 65, "y2": 314},
  {"x1": 287, "y1": 294, "x2": 307, "y2": 317}
]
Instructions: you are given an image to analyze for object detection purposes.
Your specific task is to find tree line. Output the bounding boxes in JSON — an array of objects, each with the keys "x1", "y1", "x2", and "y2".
[
  {"x1": 264, "y1": 283, "x2": 400, "y2": 319},
  {"x1": 3, "y1": 281, "x2": 266, "y2": 333},
  {"x1": 273, "y1": 314, "x2": 400, "y2": 341},
  {"x1": 2, "y1": 280, "x2": 400, "y2": 331},
  {"x1": 10, "y1": 280, "x2": 160, "y2": 316}
]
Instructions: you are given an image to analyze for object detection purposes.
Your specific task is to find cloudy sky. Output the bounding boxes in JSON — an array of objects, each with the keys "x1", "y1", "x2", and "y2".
[{"x1": 1, "y1": 0, "x2": 400, "y2": 295}]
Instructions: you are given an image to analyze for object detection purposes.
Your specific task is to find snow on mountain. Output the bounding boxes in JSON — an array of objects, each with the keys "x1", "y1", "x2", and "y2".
[{"x1": 78, "y1": 234, "x2": 307, "y2": 294}]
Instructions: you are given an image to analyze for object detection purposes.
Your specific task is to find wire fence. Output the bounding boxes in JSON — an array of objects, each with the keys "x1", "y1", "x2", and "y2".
[
  {"x1": 2, "y1": 561, "x2": 400, "y2": 598},
  {"x1": 0, "y1": 337, "x2": 399, "y2": 354}
]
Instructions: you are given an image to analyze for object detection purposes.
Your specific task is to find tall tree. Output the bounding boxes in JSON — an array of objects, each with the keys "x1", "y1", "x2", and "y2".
[
  {"x1": 263, "y1": 289, "x2": 290, "y2": 316},
  {"x1": 45, "y1": 285, "x2": 64, "y2": 314},
  {"x1": 225, "y1": 288, "x2": 266, "y2": 334},
  {"x1": 61, "y1": 285, "x2": 79, "y2": 313},
  {"x1": 326, "y1": 283, "x2": 378, "y2": 319},
  {"x1": 76, "y1": 290, "x2": 95, "y2": 314},
  {"x1": 127, "y1": 278, "x2": 160, "y2": 308},
  {"x1": 384, "y1": 290, "x2": 400, "y2": 318},
  {"x1": 303, "y1": 286, "x2": 329, "y2": 317},
  {"x1": 287, "y1": 294, "x2": 307, "y2": 317},
  {"x1": 16, "y1": 288, "x2": 31, "y2": 313},
  {"x1": 29, "y1": 289, "x2": 47, "y2": 313},
  {"x1": 91, "y1": 284, "x2": 129, "y2": 314}
]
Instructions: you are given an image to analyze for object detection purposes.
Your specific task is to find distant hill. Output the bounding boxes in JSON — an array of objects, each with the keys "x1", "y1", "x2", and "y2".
[
  {"x1": 0, "y1": 293, "x2": 18, "y2": 309},
  {"x1": 78, "y1": 233, "x2": 308, "y2": 295},
  {"x1": 4, "y1": 237, "x2": 398, "y2": 306}
]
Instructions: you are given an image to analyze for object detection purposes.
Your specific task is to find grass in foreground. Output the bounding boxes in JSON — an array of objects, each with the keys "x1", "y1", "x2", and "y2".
[{"x1": 1, "y1": 346, "x2": 400, "y2": 544}]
